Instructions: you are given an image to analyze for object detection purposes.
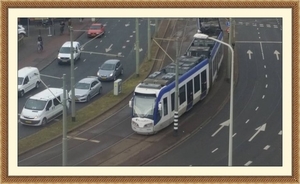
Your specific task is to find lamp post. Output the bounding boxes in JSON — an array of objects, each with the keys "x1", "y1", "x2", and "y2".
[
  {"x1": 193, "y1": 32, "x2": 234, "y2": 166},
  {"x1": 70, "y1": 26, "x2": 75, "y2": 122}
]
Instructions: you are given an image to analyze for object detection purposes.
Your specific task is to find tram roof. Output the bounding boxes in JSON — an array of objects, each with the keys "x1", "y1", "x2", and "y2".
[{"x1": 138, "y1": 55, "x2": 207, "y2": 89}]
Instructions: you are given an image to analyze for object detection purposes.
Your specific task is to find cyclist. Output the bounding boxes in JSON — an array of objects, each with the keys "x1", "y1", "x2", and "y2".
[{"x1": 37, "y1": 35, "x2": 43, "y2": 50}]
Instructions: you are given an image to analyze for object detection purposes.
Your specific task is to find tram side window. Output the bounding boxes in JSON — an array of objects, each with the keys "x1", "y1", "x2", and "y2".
[
  {"x1": 179, "y1": 85, "x2": 186, "y2": 105},
  {"x1": 194, "y1": 74, "x2": 200, "y2": 93},
  {"x1": 163, "y1": 97, "x2": 168, "y2": 116},
  {"x1": 171, "y1": 92, "x2": 175, "y2": 111}
]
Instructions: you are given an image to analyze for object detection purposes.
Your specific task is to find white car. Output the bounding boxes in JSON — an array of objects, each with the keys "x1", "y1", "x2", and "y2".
[
  {"x1": 69, "y1": 76, "x2": 102, "y2": 102},
  {"x1": 18, "y1": 25, "x2": 27, "y2": 36}
]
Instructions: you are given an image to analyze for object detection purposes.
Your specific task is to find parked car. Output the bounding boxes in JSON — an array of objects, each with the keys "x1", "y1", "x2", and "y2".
[
  {"x1": 87, "y1": 23, "x2": 105, "y2": 38},
  {"x1": 69, "y1": 76, "x2": 102, "y2": 102},
  {"x1": 18, "y1": 25, "x2": 27, "y2": 36},
  {"x1": 97, "y1": 59, "x2": 123, "y2": 81}
]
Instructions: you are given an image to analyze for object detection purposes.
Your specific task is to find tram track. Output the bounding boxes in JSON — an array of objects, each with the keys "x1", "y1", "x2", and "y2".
[{"x1": 18, "y1": 18, "x2": 196, "y2": 166}]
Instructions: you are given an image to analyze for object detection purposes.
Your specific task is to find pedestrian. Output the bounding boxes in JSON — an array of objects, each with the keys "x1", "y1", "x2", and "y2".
[
  {"x1": 60, "y1": 20, "x2": 65, "y2": 35},
  {"x1": 37, "y1": 34, "x2": 43, "y2": 50}
]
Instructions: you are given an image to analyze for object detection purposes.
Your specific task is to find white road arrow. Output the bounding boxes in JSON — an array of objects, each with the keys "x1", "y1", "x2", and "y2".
[
  {"x1": 247, "y1": 50, "x2": 253, "y2": 60},
  {"x1": 274, "y1": 50, "x2": 280, "y2": 60},
  {"x1": 248, "y1": 123, "x2": 267, "y2": 142},
  {"x1": 211, "y1": 120, "x2": 230, "y2": 137},
  {"x1": 105, "y1": 44, "x2": 113, "y2": 52}
]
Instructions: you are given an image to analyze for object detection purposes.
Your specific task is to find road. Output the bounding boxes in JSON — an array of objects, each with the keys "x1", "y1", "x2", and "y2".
[
  {"x1": 146, "y1": 18, "x2": 282, "y2": 166},
  {"x1": 18, "y1": 18, "x2": 156, "y2": 139},
  {"x1": 18, "y1": 19, "x2": 199, "y2": 166}
]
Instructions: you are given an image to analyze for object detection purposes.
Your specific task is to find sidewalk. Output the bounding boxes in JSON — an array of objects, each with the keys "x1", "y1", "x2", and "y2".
[{"x1": 18, "y1": 18, "x2": 93, "y2": 70}]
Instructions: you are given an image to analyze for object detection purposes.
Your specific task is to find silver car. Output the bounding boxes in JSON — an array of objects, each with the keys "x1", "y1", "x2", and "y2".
[
  {"x1": 97, "y1": 59, "x2": 123, "y2": 81},
  {"x1": 68, "y1": 76, "x2": 102, "y2": 102}
]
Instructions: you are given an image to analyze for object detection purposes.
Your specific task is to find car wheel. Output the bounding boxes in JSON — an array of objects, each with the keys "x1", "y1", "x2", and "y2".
[
  {"x1": 86, "y1": 95, "x2": 90, "y2": 102},
  {"x1": 42, "y1": 118, "x2": 47, "y2": 126},
  {"x1": 20, "y1": 90, "x2": 24, "y2": 97},
  {"x1": 121, "y1": 68, "x2": 124, "y2": 75},
  {"x1": 99, "y1": 87, "x2": 102, "y2": 95},
  {"x1": 35, "y1": 82, "x2": 40, "y2": 89}
]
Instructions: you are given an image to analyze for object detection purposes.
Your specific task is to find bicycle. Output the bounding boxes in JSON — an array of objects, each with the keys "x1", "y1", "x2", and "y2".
[{"x1": 37, "y1": 41, "x2": 43, "y2": 52}]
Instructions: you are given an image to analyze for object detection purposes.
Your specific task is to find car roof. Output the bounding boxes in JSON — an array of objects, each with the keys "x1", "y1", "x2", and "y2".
[
  {"x1": 78, "y1": 77, "x2": 98, "y2": 83},
  {"x1": 62, "y1": 41, "x2": 80, "y2": 47},
  {"x1": 103, "y1": 59, "x2": 120, "y2": 65},
  {"x1": 91, "y1": 23, "x2": 102, "y2": 26},
  {"x1": 18, "y1": 67, "x2": 39, "y2": 77},
  {"x1": 30, "y1": 88, "x2": 63, "y2": 101}
]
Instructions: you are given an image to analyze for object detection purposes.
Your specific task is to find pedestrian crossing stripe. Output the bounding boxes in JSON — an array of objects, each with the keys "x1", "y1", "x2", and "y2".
[
  {"x1": 274, "y1": 25, "x2": 278, "y2": 28},
  {"x1": 259, "y1": 24, "x2": 264, "y2": 27},
  {"x1": 266, "y1": 24, "x2": 271, "y2": 28}
]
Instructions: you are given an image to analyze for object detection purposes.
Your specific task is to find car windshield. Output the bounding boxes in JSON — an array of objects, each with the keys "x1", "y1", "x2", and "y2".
[
  {"x1": 90, "y1": 25, "x2": 101, "y2": 30},
  {"x1": 75, "y1": 82, "x2": 90, "y2": 90},
  {"x1": 133, "y1": 93, "x2": 156, "y2": 119},
  {"x1": 59, "y1": 47, "x2": 74, "y2": 54},
  {"x1": 24, "y1": 99, "x2": 47, "y2": 110},
  {"x1": 18, "y1": 77, "x2": 24, "y2": 85},
  {"x1": 100, "y1": 63, "x2": 115, "y2": 70}
]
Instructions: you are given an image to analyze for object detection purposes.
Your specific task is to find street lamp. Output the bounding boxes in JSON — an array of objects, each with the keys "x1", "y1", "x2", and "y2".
[{"x1": 193, "y1": 31, "x2": 234, "y2": 166}]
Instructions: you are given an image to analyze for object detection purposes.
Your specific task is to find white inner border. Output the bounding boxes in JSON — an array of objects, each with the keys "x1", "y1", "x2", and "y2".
[{"x1": 9, "y1": 8, "x2": 292, "y2": 176}]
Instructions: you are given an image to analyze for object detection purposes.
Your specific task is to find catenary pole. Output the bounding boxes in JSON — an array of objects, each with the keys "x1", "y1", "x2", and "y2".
[
  {"x1": 148, "y1": 18, "x2": 151, "y2": 60},
  {"x1": 135, "y1": 18, "x2": 139, "y2": 77},
  {"x1": 70, "y1": 26, "x2": 76, "y2": 121},
  {"x1": 62, "y1": 74, "x2": 67, "y2": 166},
  {"x1": 227, "y1": 18, "x2": 232, "y2": 80},
  {"x1": 174, "y1": 38, "x2": 179, "y2": 136}
]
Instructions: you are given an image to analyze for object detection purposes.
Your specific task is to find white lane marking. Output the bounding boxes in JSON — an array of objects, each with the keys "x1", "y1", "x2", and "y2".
[
  {"x1": 211, "y1": 148, "x2": 218, "y2": 153},
  {"x1": 211, "y1": 120, "x2": 229, "y2": 137},
  {"x1": 274, "y1": 25, "x2": 278, "y2": 28},
  {"x1": 83, "y1": 59, "x2": 86, "y2": 62},
  {"x1": 95, "y1": 45, "x2": 98, "y2": 48},
  {"x1": 258, "y1": 37, "x2": 261, "y2": 39},
  {"x1": 257, "y1": 28, "x2": 259, "y2": 30},
  {"x1": 122, "y1": 46, "x2": 126, "y2": 48},
  {"x1": 259, "y1": 24, "x2": 264, "y2": 27},
  {"x1": 133, "y1": 31, "x2": 136, "y2": 33},
  {"x1": 278, "y1": 130, "x2": 282, "y2": 135},
  {"x1": 72, "y1": 136, "x2": 87, "y2": 141},
  {"x1": 89, "y1": 139, "x2": 100, "y2": 143},
  {"x1": 264, "y1": 65, "x2": 266, "y2": 68},
  {"x1": 252, "y1": 23, "x2": 257, "y2": 26},
  {"x1": 265, "y1": 84, "x2": 268, "y2": 88},
  {"x1": 260, "y1": 42, "x2": 265, "y2": 60},
  {"x1": 100, "y1": 40, "x2": 102, "y2": 43},
  {"x1": 262, "y1": 95, "x2": 265, "y2": 99},
  {"x1": 126, "y1": 40, "x2": 130, "y2": 42},
  {"x1": 258, "y1": 32, "x2": 260, "y2": 34},
  {"x1": 245, "y1": 119, "x2": 250, "y2": 124},
  {"x1": 265, "y1": 74, "x2": 268, "y2": 78},
  {"x1": 118, "y1": 52, "x2": 122, "y2": 56},
  {"x1": 264, "y1": 145, "x2": 270, "y2": 150},
  {"x1": 248, "y1": 123, "x2": 267, "y2": 142},
  {"x1": 266, "y1": 24, "x2": 271, "y2": 28},
  {"x1": 255, "y1": 107, "x2": 259, "y2": 111},
  {"x1": 130, "y1": 35, "x2": 133, "y2": 37},
  {"x1": 232, "y1": 133, "x2": 237, "y2": 137},
  {"x1": 74, "y1": 67, "x2": 78, "y2": 70},
  {"x1": 245, "y1": 161, "x2": 252, "y2": 166}
]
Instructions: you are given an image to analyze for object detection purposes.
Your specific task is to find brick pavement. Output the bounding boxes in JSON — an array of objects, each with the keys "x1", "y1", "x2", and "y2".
[{"x1": 18, "y1": 18, "x2": 93, "y2": 70}]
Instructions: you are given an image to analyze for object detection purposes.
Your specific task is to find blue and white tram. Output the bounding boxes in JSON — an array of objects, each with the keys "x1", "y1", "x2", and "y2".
[{"x1": 129, "y1": 20, "x2": 224, "y2": 135}]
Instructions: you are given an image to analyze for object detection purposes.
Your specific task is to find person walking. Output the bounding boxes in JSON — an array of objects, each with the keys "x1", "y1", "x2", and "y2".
[
  {"x1": 68, "y1": 19, "x2": 72, "y2": 34},
  {"x1": 37, "y1": 34, "x2": 43, "y2": 51}
]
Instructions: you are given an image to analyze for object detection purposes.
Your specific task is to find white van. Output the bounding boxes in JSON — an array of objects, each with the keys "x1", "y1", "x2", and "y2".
[
  {"x1": 18, "y1": 67, "x2": 41, "y2": 97},
  {"x1": 19, "y1": 88, "x2": 69, "y2": 126},
  {"x1": 57, "y1": 41, "x2": 81, "y2": 65}
]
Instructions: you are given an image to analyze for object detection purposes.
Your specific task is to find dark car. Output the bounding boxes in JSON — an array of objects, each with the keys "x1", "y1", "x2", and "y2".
[{"x1": 97, "y1": 59, "x2": 123, "y2": 81}]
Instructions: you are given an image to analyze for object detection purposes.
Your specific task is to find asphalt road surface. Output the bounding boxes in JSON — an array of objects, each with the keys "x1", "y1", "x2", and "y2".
[
  {"x1": 146, "y1": 18, "x2": 282, "y2": 166},
  {"x1": 18, "y1": 18, "x2": 155, "y2": 139}
]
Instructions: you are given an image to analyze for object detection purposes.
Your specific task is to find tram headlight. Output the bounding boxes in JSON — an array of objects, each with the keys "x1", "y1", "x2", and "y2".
[
  {"x1": 144, "y1": 123, "x2": 152, "y2": 128},
  {"x1": 132, "y1": 121, "x2": 138, "y2": 127}
]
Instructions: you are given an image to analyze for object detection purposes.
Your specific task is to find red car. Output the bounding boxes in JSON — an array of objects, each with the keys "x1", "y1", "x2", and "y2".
[{"x1": 87, "y1": 23, "x2": 105, "y2": 38}]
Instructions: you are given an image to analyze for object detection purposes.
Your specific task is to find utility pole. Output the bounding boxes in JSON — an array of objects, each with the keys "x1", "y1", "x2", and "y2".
[
  {"x1": 227, "y1": 18, "x2": 232, "y2": 80},
  {"x1": 62, "y1": 74, "x2": 67, "y2": 166},
  {"x1": 155, "y1": 19, "x2": 158, "y2": 36},
  {"x1": 147, "y1": 18, "x2": 151, "y2": 61},
  {"x1": 135, "y1": 18, "x2": 139, "y2": 77},
  {"x1": 70, "y1": 26, "x2": 76, "y2": 122},
  {"x1": 174, "y1": 38, "x2": 179, "y2": 136}
]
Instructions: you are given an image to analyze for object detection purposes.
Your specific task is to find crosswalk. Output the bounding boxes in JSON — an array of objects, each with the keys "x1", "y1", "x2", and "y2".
[{"x1": 236, "y1": 21, "x2": 280, "y2": 29}]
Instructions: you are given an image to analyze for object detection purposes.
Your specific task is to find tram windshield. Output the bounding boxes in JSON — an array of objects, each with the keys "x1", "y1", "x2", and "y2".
[{"x1": 133, "y1": 93, "x2": 156, "y2": 119}]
